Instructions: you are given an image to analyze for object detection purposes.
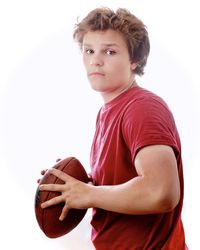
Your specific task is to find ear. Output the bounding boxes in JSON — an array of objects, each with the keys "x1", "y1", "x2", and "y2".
[{"x1": 131, "y1": 62, "x2": 137, "y2": 71}]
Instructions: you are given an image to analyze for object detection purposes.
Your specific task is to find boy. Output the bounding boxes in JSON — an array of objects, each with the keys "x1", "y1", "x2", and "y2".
[{"x1": 39, "y1": 7, "x2": 187, "y2": 249}]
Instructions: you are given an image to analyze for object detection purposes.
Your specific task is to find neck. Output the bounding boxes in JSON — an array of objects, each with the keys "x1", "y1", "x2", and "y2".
[{"x1": 102, "y1": 79, "x2": 137, "y2": 103}]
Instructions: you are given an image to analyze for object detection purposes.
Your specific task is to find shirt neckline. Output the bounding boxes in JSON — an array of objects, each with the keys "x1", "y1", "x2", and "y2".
[{"x1": 102, "y1": 85, "x2": 140, "y2": 112}]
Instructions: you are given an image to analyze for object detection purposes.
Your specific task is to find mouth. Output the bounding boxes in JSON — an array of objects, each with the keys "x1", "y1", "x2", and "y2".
[{"x1": 88, "y1": 72, "x2": 105, "y2": 77}]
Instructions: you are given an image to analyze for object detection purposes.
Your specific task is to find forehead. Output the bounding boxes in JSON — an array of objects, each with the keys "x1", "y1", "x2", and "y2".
[{"x1": 82, "y1": 29, "x2": 127, "y2": 48}]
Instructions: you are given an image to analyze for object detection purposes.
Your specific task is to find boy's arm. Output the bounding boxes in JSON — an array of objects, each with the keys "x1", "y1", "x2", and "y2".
[{"x1": 90, "y1": 144, "x2": 180, "y2": 214}]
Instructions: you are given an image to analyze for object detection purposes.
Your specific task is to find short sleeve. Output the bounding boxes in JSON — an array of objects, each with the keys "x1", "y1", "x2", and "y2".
[{"x1": 122, "y1": 96, "x2": 179, "y2": 161}]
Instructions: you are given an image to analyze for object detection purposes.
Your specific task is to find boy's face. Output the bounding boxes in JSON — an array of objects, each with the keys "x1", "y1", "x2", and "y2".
[{"x1": 82, "y1": 29, "x2": 137, "y2": 102}]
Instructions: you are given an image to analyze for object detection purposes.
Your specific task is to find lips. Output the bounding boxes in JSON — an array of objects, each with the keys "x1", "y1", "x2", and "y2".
[{"x1": 89, "y1": 72, "x2": 105, "y2": 77}]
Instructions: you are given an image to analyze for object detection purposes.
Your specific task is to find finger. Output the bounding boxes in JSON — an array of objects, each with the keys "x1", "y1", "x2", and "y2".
[
  {"x1": 59, "y1": 203, "x2": 69, "y2": 221},
  {"x1": 39, "y1": 183, "x2": 65, "y2": 192},
  {"x1": 41, "y1": 195, "x2": 63, "y2": 209},
  {"x1": 41, "y1": 169, "x2": 48, "y2": 175},
  {"x1": 48, "y1": 168, "x2": 71, "y2": 182}
]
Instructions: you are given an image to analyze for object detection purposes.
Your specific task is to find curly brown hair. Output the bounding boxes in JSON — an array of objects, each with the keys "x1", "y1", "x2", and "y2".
[{"x1": 73, "y1": 7, "x2": 150, "y2": 76}]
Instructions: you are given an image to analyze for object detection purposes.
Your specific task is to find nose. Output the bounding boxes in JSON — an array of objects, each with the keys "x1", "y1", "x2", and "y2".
[{"x1": 89, "y1": 54, "x2": 103, "y2": 66}]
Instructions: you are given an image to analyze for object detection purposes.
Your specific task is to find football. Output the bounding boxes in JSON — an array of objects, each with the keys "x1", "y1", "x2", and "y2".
[{"x1": 35, "y1": 157, "x2": 90, "y2": 238}]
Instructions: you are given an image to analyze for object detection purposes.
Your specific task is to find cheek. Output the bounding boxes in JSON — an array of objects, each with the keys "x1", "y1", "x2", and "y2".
[
  {"x1": 109, "y1": 62, "x2": 130, "y2": 78},
  {"x1": 82, "y1": 56, "x2": 88, "y2": 69}
]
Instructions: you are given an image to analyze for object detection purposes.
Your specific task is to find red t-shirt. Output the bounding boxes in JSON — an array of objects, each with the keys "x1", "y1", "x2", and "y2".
[{"x1": 90, "y1": 86, "x2": 187, "y2": 250}]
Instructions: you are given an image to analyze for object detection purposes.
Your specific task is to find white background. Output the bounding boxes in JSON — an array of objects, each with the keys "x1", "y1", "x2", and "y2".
[{"x1": 0, "y1": 0, "x2": 200, "y2": 249}]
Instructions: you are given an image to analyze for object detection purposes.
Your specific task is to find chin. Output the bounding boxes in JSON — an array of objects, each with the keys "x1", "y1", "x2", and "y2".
[
  {"x1": 90, "y1": 85, "x2": 104, "y2": 92},
  {"x1": 89, "y1": 81, "x2": 104, "y2": 92},
  {"x1": 88, "y1": 78, "x2": 106, "y2": 90}
]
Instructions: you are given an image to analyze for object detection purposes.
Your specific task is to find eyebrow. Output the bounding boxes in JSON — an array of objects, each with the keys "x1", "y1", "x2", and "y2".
[{"x1": 83, "y1": 43, "x2": 119, "y2": 48}]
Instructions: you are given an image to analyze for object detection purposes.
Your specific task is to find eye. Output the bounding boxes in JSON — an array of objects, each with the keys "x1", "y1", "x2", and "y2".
[
  {"x1": 105, "y1": 49, "x2": 116, "y2": 55},
  {"x1": 84, "y1": 48, "x2": 94, "y2": 54}
]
